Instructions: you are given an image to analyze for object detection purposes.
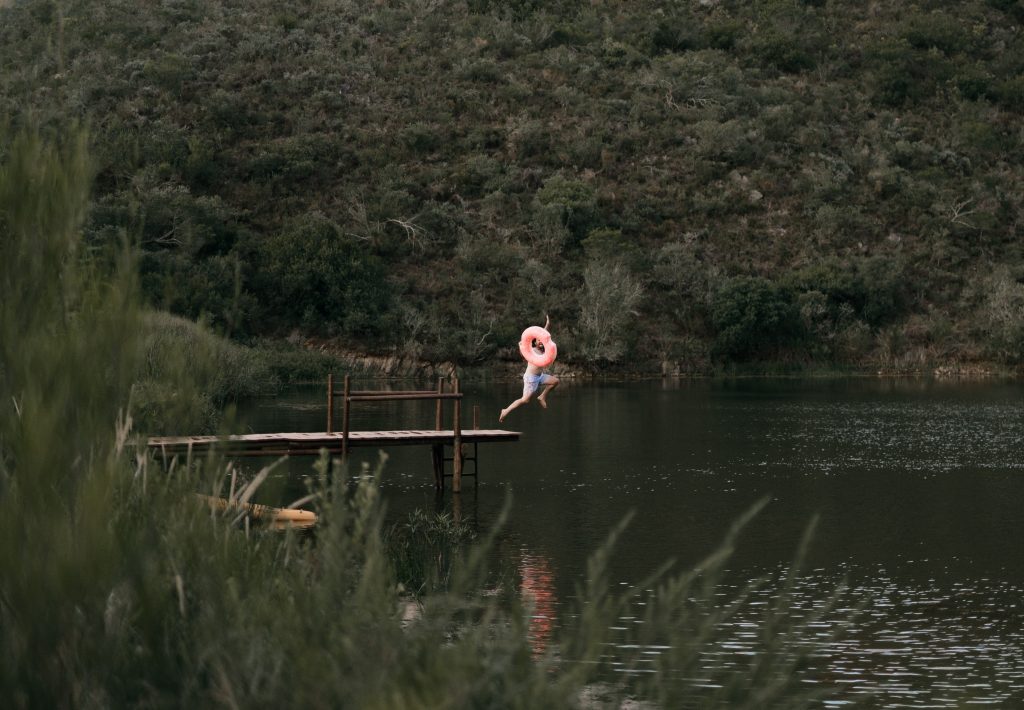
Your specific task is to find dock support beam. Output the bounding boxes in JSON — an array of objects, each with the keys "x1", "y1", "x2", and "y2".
[
  {"x1": 341, "y1": 374, "x2": 351, "y2": 460},
  {"x1": 452, "y1": 377, "x2": 463, "y2": 493},
  {"x1": 435, "y1": 378, "x2": 444, "y2": 430},
  {"x1": 326, "y1": 373, "x2": 334, "y2": 434},
  {"x1": 432, "y1": 445, "x2": 444, "y2": 489},
  {"x1": 433, "y1": 377, "x2": 444, "y2": 490}
]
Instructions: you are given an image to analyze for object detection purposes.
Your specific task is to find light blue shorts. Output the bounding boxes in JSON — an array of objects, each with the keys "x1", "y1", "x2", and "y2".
[{"x1": 523, "y1": 372, "x2": 554, "y2": 397}]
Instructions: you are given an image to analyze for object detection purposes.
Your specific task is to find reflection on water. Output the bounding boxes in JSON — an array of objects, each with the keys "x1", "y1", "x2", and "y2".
[
  {"x1": 239, "y1": 378, "x2": 1024, "y2": 706},
  {"x1": 519, "y1": 552, "x2": 557, "y2": 658}
]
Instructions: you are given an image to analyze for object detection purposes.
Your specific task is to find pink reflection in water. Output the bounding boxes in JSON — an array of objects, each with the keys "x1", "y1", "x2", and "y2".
[{"x1": 520, "y1": 553, "x2": 557, "y2": 657}]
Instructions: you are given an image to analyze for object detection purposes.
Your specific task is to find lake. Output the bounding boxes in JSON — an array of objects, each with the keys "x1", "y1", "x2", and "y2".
[{"x1": 240, "y1": 377, "x2": 1024, "y2": 707}]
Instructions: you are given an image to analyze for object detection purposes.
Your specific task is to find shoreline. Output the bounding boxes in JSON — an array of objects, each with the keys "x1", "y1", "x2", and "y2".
[{"x1": 290, "y1": 337, "x2": 1019, "y2": 383}]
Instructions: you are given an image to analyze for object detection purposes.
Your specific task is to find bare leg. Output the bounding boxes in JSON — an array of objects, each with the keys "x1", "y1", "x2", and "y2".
[
  {"x1": 499, "y1": 393, "x2": 532, "y2": 422},
  {"x1": 536, "y1": 376, "x2": 560, "y2": 408}
]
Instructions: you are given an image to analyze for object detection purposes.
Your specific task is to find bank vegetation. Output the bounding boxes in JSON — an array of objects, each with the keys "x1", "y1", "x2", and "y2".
[{"x1": 4, "y1": 0, "x2": 1024, "y2": 377}]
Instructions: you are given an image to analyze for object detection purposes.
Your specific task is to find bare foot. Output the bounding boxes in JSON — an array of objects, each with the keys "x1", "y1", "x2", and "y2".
[
  {"x1": 537, "y1": 397, "x2": 547, "y2": 409},
  {"x1": 499, "y1": 408, "x2": 509, "y2": 423}
]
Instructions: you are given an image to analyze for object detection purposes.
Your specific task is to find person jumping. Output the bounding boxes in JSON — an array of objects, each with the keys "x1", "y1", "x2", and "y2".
[{"x1": 500, "y1": 314, "x2": 560, "y2": 423}]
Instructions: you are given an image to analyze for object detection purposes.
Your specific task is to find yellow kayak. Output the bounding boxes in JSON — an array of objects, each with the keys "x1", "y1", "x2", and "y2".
[{"x1": 196, "y1": 494, "x2": 318, "y2": 530}]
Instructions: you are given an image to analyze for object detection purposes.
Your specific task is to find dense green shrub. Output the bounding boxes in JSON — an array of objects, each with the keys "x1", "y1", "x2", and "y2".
[
  {"x1": 785, "y1": 256, "x2": 905, "y2": 330},
  {"x1": 988, "y1": 0, "x2": 1024, "y2": 22},
  {"x1": 581, "y1": 226, "x2": 634, "y2": 262},
  {"x1": 401, "y1": 121, "x2": 444, "y2": 153},
  {"x1": 711, "y1": 276, "x2": 804, "y2": 361},
  {"x1": 533, "y1": 174, "x2": 600, "y2": 243},
  {"x1": 452, "y1": 153, "x2": 504, "y2": 197},
  {"x1": 857, "y1": 256, "x2": 907, "y2": 326},
  {"x1": 870, "y1": 39, "x2": 955, "y2": 106},
  {"x1": 981, "y1": 267, "x2": 1024, "y2": 363},
  {"x1": 139, "y1": 251, "x2": 251, "y2": 333},
  {"x1": 748, "y1": 27, "x2": 818, "y2": 73},
  {"x1": 250, "y1": 212, "x2": 393, "y2": 337},
  {"x1": 142, "y1": 52, "x2": 193, "y2": 96},
  {"x1": 954, "y1": 65, "x2": 993, "y2": 101},
  {"x1": 703, "y1": 19, "x2": 744, "y2": 51},
  {"x1": 902, "y1": 11, "x2": 974, "y2": 56},
  {"x1": 692, "y1": 118, "x2": 759, "y2": 166},
  {"x1": 652, "y1": 237, "x2": 714, "y2": 309},
  {"x1": 993, "y1": 75, "x2": 1024, "y2": 112},
  {"x1": 647, "y1": 14, "x2": 702, "y2": 55}
]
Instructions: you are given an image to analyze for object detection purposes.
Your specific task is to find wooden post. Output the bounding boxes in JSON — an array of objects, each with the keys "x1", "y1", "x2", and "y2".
[
  {"x1": 472, "y1": 404, "x2": 479, "y2": 480},
  {"x1": 452, "y1": 377, "x2": 462, "y2": 492},
  {"x1": 432, "y1": 444, "x2": 443, "y2": 489},
  {"x1": 435, "y1": 377, "x2": 443, "y2": 430},
  {"x1": 326, "y1": 373, "x2": 334, "y2": 434},
  {"x1": 341, "y1": 374, "x2": 351, "y2": 460},
  {"x1": 452, "y1": 488, "x2": 462, "y2": 523},
  {"x1": 433, "y1": 378, "x2": 444, "y2": 488}
]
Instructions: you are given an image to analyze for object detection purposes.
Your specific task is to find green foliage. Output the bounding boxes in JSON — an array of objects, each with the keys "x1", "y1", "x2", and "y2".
[
  {"x1": 704, "y1": 19, "x2": 744, "y2": 51},
  {"x1": 142, "y1": 52, "x2": 193, "y2": 95},
  {"x1": 3, "y1": 0, "x2": 1023, "y2": 370},
  {"x1": 786, "y1": 256, "x2": 905, "y2": 329},
  {"x1": 533, "y1": 174, "x2": 599, "y2": 243},
  {"x1": 902, "y1": 11, "x2": 975, "y2": 56},
  {"x1": 0, "y1": 125, "x2": 143, "y2": 702},
  {"x1": 857, "y1": 256, "x2": 907, "y2": 326},
  {"x1": 747, "y1": 27, "x2": 817, "y2": 74},
  {"x1": 651, "y1": 236, "x2": 716, "y2": 332},
  {"x1": 993, "y1": 74, "x2": 1024, "y2": 112},
  {"x1": 140, "y1": 251, "x2": 252, "y2": 333},
  {"x1": 581, "y1": 226, "x2": 632, "y2": 262},
  {"x1": 775, "y1": 256, "x2": 908, "y2": 361},
  {"x1": 251, "y1": 338, "x2": 358, "y2": 385},
  {"x1": 870, "y1": 39, "x2": 954, "y2": 106},
  {"x1": 250, "y1": 212, "x2": 393, "y2": 337},
  {"x1": 577, "y1": 261, "x2": 645, "y2": 363},
  {"x1": 988, "y1": 0, "x2": 1024, "y2": 22},
  {"x1": 452, "y1": 153, "x2": 504, "y2": 198},
  {"x1": 385, "y1": 510, "x2": 477, "y2": 593},
  {"x1": 711, "y1": 276, "x2": 804, "y2": 361},
  {"x1": 980, "y1": 267, "x2": 1024, "y2": 363},
  {"x1": 134, "y1": 311, "x2": 277, "y2": 432},
  {"x1": 401, "y1": 121, "x2": 444, "y2": 154}
]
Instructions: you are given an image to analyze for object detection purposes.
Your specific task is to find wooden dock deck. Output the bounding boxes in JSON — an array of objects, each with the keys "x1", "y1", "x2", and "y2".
[
  {"x1": 148, "y1": 373, "x2": 519, "y2": 492},
  {"x1": 148, "y1": 429, "x2": 520, "y2": 457}
]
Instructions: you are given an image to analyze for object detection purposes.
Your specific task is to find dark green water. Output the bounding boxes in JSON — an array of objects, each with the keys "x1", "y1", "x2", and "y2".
[{"x1": 240, "y1": 377, "x2": 1024, "y2": 706}]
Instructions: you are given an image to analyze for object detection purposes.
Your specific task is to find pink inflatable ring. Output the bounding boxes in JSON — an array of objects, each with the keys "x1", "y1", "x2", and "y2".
[{"x1": 519, "y1": 326, "x2": 557, "y2": 368}]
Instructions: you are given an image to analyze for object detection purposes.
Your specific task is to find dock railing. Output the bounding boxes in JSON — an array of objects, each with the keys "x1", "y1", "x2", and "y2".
[{"x1": 327, "y1": 374, "x2": 478, "y2": 490}]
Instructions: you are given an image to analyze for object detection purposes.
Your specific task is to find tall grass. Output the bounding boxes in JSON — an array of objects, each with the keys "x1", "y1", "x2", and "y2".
[
  {"x1": 133, "y1": 311, "x2": 276, "y2": 434},
  {"x1": 1, "y1": 126, "x2": 852, "y2": 708},
  {"x1": 133, "y1": 313, "x2": 370, "y2": 433}
]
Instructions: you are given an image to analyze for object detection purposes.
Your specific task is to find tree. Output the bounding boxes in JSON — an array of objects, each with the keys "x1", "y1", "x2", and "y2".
[
  {"x1": 577, "y1": 261, "x2": 644, "y2": 363},
  {"x1": 251, "y1": 212, "x2": 393, "y2": 338},
  {"x1": 711, "y1": 276, "x2": 803, "y2": 362}
]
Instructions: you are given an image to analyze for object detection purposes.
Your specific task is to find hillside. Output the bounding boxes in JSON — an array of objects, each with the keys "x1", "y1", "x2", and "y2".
[{"x1": 2, "y1": 0, "x2": 1023, "y2": 373}]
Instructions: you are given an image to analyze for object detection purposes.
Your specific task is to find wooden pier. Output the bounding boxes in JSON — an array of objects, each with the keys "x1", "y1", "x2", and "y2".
[{"x1": 147, "y1": 375, "x2": 520, "y2": 492}]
